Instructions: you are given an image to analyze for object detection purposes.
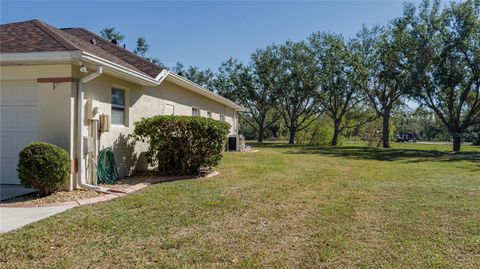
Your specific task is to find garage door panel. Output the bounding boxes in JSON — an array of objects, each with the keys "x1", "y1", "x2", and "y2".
[
  {"x1": 1, "y1": 158, "x2": 18, "y2": 184},
  {"x1": 1, "y1": 106, "x2": 37, "y2": 131},
  {"x1": 17, "y1": 107, "x2": 38, "y2": 130},
  {"x1": 0, "y1": 107, "x2": 17, "y2": 129},
  {"x1": 1, "y1": 82, "x2": 37, "y2": 105},
  {"x1": 16, "y1": 133, "x2": 37, "y2": 151},
  {"x1": 1, "y1": 134, "x2": 16, "y2": 156},
  {"x1": 17, "y1": 84, "x2": 37, "y2": 102},
  {"x1": 0, "y1": 81, "x2": 37, "y2": 185},
  {"x1": 1, "y1": 86, "x2": 17, "y2": 103}
]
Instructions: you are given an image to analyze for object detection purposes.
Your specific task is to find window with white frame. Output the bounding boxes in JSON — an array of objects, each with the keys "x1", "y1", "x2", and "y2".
[
  {"x1": 111, "y1": 88, "x2": 126, "y2": 125},
  {"x1": 192, "y1": 107, "x2": 200, "y2": 116},
  {"x1": 220, "y1": 114, "x2": 225, "y2": 122},
  {"x1": 207, "y1": 111, "x2": 212, "y2": 118}
]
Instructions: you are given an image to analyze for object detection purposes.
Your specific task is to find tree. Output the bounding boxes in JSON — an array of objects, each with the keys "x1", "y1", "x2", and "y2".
[
  {"x1": 146, "y1": 57, "x2": 165, "y2": 68},
  {"x1": 272, "y1": 41, "x2": 323, "y2": 144},
  {"x1": 214, "y1": 57, "x2": 280, "y2": 142},
  {"x1": 134, "y1": 37, "x2": 149, "y2": 57},
  {"x1": 99, "y1": 27, "x2": 125, "y2": 44},
  {"x1": 353, "y1": 13, "x2": 415, "y2": 148},
  {"x1": 465, "y1": 123, "x2": 480, "y2": 146},
  {"x1": 309, "y1": 32, "x2": 372, "y2": 146},
  {"x1": 171, "y1": 62, "x2": 215, "y2": 89},
  {"x1": 411, "y1": 0, "x2": 480, "y2": 151}
]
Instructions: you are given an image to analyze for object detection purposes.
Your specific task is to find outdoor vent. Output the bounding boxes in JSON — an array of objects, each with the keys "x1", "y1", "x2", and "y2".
[
  {"x1": 111, "y1": 39, "x2": 117, "y2": 45},
  {"x1": 90, "y1": 38, "x2": 96, "y2": 45}
]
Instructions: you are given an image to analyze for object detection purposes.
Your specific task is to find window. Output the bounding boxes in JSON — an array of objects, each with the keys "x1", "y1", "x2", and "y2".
[
  {"x1": 207, "y1": 111, "x2": 212, "y2": 118},
  {"x1": 111, "y1": 88, "x2": 126, "y2": 125},
  {"x1": 220, "y1": 114, "x2": 225, "y2": 122},
  {"x1": 192, "y1": 107, "x2": 200, "y2": 116},
  {"x1": 165, "y1": 104, "x2": 174, "y2": 115}
]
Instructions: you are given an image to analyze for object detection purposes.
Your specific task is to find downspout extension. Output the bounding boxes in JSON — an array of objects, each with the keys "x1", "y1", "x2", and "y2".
[{"x1": 77, "y1": 66, "x2": 110, "y2": 193}]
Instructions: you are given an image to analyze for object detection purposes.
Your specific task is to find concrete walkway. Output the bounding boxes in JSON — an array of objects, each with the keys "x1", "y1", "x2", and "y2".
[{"x1": 0, "y1": 205, "x2": 75, "y2": 233}]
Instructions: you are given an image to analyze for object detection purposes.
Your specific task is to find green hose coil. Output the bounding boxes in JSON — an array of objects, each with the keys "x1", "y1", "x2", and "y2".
[{"x1": 97, "y1": 147, "x2": 119, "y2": 184}]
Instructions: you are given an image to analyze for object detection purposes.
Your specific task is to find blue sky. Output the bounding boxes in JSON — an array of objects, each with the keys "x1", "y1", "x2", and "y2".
[{"x1": 2, "y1": 1, "x2": 427, "y2": 70}]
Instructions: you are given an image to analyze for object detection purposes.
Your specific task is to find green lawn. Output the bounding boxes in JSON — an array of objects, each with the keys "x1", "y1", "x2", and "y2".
[{"x1": 1, "y1": 142, "x2": 479, "y2": 268}]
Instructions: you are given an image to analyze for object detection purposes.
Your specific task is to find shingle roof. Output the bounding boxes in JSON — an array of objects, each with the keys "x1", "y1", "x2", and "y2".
[
  {"x1": 63, "y1": 28, "x2": 163, "y2": 79},
  {"x1": 0, "y1": 20, "x2": 71, "y2": 52},
  {"x1": 0, "y1": 19, "x2": 163, "y2": 79}
]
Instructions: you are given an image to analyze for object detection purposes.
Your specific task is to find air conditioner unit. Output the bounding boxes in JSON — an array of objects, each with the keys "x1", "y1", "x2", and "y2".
[{"x1": 227, "y1": 134, "x2": 245, "y2": 152}]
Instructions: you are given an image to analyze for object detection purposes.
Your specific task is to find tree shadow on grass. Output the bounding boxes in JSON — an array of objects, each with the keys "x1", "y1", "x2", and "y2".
[
  {"x1": 248, "y1": 142, "x2": 480, "y2": 166},
  {"x1": 248, "y1": 142, "x2": 305, "y2": 149},
  {"x1": 288, "y1": 146, "x2": 480, "y2": 164}
]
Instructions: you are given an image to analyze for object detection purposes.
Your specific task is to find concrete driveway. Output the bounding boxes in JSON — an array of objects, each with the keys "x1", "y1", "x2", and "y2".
[
  {"x1": 0, "y1": 205, "x2": 75, "y2": 233},
  {"x1": 0, "y1": 184, "x2": 74, "y2": 233},
  {"x1": 0, "y1": 184, "x2": 36, "y2": 201}
]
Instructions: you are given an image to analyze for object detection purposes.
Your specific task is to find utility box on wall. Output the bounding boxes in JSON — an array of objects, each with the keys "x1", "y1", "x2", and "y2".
[
  {"x1": 85, "y1": 99, "x2": 100, "y2": 120},
  {"x1": 83, "y1": 136, "x2": 94, "y2": 154},
  {"x1": 99, "y1": 114, "x2": 110, "y2": 133}
]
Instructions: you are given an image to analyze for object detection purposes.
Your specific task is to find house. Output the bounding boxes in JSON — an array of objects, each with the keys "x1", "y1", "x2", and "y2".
[{"x1": 0, "y1": 19, "x2": 243, "y2": 191}]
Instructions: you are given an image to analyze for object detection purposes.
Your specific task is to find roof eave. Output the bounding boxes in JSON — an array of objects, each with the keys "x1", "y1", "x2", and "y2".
[
  {"x1": 164, "y1": 72, "x2": 244, "y2": 111},
  {"x1": 0, "y1": 51, "x2": 82, "y2": 65},
  {"x1": 80, "y1": 52, "x2": 157, "y2": 86}
]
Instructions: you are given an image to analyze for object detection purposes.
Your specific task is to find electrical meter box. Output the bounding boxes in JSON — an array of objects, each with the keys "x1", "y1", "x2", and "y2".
[
  {"x1": 85, "y1": 99, "x2": 100, "y2": 120},
  {"x1": 84, "y1": 136, "x2": 94, "y2": 154}
]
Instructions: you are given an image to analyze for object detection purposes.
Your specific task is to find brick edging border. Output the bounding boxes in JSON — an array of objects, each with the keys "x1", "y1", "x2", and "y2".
[{"x1": 0, "y1": 171, "x2": 220, "y2": 208}]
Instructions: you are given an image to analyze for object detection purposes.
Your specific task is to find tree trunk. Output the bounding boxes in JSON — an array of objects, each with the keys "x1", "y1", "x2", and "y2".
[
  {"x1": 257, "y1": 115, "x2": 266, "y2": 143},
  {"x1": 331, "y1": 124, "x2": 340, "y2": 146},
  {"x1": 382, "y1": 112, "x2": 391, "y2": 148},
  {"x1": 452, "y1": 133, "x2": 461, "y2": 152},
  {"x1": 288, "y1": 127, "x2": 296, "y2": 144},
  {"x1": 257, "y1": 127, "x2": 265, "y2": 143}
]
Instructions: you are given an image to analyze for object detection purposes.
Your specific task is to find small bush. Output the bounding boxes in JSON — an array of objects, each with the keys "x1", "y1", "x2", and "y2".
[
  {"x1": 133, "y1": 115, "x2": 230, "y2": 175},
  {"x1": 17, "y1": 142, "x2": 70, "y2": 196}
]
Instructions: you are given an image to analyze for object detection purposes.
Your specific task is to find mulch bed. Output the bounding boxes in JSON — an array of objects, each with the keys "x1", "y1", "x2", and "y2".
[
  {"x1": 1, "y1": 171, "x2": 218, "y2": 207},
  {"x1": 1, "y1": 189, "x2": 101, "y2": 206}
]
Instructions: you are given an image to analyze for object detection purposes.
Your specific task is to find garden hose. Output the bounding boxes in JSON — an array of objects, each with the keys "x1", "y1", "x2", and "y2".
[{"x1": 96, "y1": 147, "x2": 119, "y2": 184}]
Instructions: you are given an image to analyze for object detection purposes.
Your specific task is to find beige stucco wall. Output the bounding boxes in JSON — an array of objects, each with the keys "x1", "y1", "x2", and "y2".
[
  {"x1": 150, "y1": 81, "x2": 237, "y2": 133},
  {"x1": 80, "y1": 72, "x2": 147, "y2": 179},
  {"x1": 0, "y1": 64, "x2": 76, "y2": 190},
  {"x1": 79, "y1": 73, "x2": 238, "y2": 179}
]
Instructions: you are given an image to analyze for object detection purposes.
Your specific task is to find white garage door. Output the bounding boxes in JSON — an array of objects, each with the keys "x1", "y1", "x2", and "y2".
[{"x1": 1, "y1": 81, "x2": 38, "y2": 184}]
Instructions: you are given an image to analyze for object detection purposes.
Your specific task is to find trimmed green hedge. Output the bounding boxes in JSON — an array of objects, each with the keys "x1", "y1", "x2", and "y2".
[
  {"x1": 133, "y1": 115, "x2": 230, "y2": 175},
  {"x1": 17, "y1": 142, "x2": 70, "y2": 196}
]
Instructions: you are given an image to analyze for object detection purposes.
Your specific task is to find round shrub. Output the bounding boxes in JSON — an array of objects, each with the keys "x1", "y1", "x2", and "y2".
[
  {"x1": 17, "y1": 142, "x2": 70, "y2": 196},
  {"x1": 133, "y1": 115, "x2": 230, "y2": 175}
]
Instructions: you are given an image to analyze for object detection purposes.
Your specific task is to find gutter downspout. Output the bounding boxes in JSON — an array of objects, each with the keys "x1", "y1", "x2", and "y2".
[{"x1": 77, "y1": 66, "x2": 110, "y2": 193}]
